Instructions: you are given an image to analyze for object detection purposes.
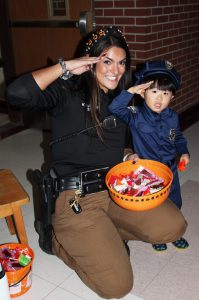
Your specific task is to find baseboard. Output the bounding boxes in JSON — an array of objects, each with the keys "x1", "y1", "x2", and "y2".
[
  {"x1": 0, "y1": 100, "x2": 26, "y2": 139},
  {"x1": 0, "y1": 100, "x2": 8, "y2": 113}
]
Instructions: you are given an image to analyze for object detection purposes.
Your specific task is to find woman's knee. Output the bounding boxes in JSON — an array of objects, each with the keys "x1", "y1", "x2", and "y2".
[
  {"x1": 146, "y1": 209, "x2": 188, "y2": 244},
  {"x1": 163, "y1": 205, "x2": 188, "y2": 242},
  {"x1": 86, "y1": 250, "x2": 134, "y2": 299},
  {"x1": 96, "y1": 269, "x2": 133, "y2": 299},
  {"x1": 170, "y1": 211, "x2": 188, "y2": 240}
]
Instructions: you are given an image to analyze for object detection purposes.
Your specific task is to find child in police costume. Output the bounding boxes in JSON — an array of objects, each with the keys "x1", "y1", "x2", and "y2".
[{"x1": 109, "y1": 60, "x2": 190, "y2": 251}]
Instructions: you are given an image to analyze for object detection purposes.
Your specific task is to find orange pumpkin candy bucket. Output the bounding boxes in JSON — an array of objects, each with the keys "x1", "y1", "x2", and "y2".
[
  {"x1": 0, "y1": 243, "x2": 34, "y2": 298},
  {"x1": 105, "y1": 159, "x2": 173, "y2": 211}
]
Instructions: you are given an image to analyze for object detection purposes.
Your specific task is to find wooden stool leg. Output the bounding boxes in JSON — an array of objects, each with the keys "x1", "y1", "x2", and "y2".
[
  {"x1": 6, "y1": 215, "x2": 16, "y2": 235},
  {"x1": 12, "y1": 206, "x2": 28, "y2": 244}
]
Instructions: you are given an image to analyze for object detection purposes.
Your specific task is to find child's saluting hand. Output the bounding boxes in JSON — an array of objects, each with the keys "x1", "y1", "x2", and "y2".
[{"x1": 128, "y1": 81, "x2": 153, "y2": 98}]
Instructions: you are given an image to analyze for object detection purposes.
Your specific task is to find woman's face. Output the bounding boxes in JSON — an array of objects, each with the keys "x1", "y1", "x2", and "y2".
[{"x1": 95, "y1": 46, "x2": 126, "y2": 93}]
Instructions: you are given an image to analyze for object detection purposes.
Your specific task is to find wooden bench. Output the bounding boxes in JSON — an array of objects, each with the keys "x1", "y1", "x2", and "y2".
[{"x1": 0, "y1": 169, "x2": 29, "y2": 244}]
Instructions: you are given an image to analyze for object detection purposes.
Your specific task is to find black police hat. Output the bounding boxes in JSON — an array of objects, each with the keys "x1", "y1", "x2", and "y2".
[{"x1": 134, "y1": 60, "x2": 181, "y2": 90}]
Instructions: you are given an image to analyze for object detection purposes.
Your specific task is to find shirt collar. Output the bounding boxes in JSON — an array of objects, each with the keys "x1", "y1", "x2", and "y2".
[{"x1": 143, "y1": 101, "x2": 172, "y2": 120}]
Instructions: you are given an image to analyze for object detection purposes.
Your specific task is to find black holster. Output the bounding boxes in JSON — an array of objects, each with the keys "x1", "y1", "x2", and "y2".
[{"x1": 33, "y1": 169, "x2": 59, "y2": 255}]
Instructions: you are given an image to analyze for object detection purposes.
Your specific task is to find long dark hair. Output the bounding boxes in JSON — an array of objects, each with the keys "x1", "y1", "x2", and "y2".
[{"x1": 78, "y1": 27, "x2": 132, "y2": 140}]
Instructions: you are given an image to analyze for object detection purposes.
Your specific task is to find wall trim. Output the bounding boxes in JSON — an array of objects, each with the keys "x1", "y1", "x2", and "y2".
[{"x1": 0, "y1": 100, "x2": 8, "y2": 113}]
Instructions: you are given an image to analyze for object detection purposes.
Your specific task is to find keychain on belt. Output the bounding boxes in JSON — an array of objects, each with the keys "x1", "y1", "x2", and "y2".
[{"x1": 69, "y1": 190, "x2": 82, "y2": 214}]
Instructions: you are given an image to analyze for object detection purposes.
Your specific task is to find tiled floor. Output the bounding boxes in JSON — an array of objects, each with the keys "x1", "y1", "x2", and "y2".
[{"x1": 0, "y1": 122, "x2": 199, "y2": 300}]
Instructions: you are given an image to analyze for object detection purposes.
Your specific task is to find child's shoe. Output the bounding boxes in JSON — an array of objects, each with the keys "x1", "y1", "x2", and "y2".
[
  {"x1": 152, "y1": 243, "x2": 167, "y2": 252},
  {"x1": 172, "y1": 237, "x2": 189, "y2": 249}
]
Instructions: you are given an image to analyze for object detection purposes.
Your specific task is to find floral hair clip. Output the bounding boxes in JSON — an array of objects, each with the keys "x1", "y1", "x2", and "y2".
[{"x1": 85, "y1": 26, "x2": 126, "y2": 55}]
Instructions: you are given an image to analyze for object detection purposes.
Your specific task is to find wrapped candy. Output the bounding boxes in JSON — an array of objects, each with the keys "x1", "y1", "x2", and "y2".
[
  {"x1": 108, "y1": 165, "x2": 164, "y2": 197},
  {"x1": 0, "y1": 246, "x2": 32, "y2": 272}
]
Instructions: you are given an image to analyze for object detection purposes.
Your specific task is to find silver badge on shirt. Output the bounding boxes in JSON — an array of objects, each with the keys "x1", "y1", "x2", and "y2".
[
  {"x1": 129, "y1": 106, "x2": 137, "y2": 114},
  {"x1": 169, "y1": 128, "x2": 176, "y2": 141}
]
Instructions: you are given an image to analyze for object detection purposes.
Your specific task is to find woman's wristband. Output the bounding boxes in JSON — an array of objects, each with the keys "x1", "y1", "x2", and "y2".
[{"x1": 58, "y1": 57, "x2": 73, "y2": 80}]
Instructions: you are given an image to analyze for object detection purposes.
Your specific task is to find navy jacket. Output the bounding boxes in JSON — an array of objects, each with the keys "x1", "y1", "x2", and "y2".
[{"x1": 108, "y1": 90, "x2": 189, "y2": 208}]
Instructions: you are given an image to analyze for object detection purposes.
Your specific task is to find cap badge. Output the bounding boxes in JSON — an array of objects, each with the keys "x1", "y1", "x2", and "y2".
[{"x1": 165, "y1": 61, "x2": 173, "y2": 70}]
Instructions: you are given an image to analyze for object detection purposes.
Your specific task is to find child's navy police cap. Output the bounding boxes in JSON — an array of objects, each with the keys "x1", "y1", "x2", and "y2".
[{"x1": 134, "y1": 60, "x2": 181, "y2": 90}]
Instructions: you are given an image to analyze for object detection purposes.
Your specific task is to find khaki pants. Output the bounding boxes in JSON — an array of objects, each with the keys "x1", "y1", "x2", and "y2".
[{"x1": 52, "y1": 190, "x2": 187, "y2": 299}]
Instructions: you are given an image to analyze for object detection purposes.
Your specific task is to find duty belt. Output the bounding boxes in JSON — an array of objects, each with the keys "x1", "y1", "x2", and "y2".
[{"x1": 53, "y1": 167, "x2": 110, "y2": 196}]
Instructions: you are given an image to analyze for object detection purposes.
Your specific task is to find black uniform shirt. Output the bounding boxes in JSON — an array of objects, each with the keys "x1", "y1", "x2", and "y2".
[{"x1": 6, "y1": 74, "x2": 127, "y2": 176}]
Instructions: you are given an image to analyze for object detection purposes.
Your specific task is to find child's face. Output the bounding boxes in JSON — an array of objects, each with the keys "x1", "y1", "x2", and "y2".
[{"x1": 144, "y1": 87, "x2": 174, "y2": 113}]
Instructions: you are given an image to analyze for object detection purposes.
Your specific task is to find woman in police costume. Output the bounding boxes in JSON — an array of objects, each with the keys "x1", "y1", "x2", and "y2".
[{"x1": 6, "y1": 27, "x2": 187, "y2": 299}]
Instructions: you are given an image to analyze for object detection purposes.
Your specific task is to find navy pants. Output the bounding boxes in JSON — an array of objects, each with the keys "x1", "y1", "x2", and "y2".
[{"x1": 169, "y1": 165, "x2": 182, "y2": 209}]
